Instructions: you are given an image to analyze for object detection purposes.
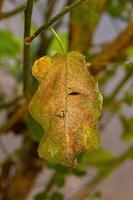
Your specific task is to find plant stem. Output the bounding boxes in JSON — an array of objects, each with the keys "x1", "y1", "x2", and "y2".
[
  {"x1": 0, "y1": 3, "x2": 25, "y2": 20},
  {"x1": 106, "y1": 70, "x2": 133, "y2": 104},
  {"x1": 25, "y1": 0, "x2": 87, "y2": 44},
  {"x1": 0, "y1": 103, "x2": 27, "y2": 135},
  {"x1": 0, "y1": 0, "x2": 39, "y2": 20},
  {"x1": 49, "y1": 26, "x2": 65, "y2": 53},
  {"x1": 0, "y1": 94, "x2": 23, "y2": 109},
  {"x1": 23, "y1": 0, "x2": 34, "y2": 101},
  {"x1": 44, "y1": 172, "x2": 56, "y2": 195}
]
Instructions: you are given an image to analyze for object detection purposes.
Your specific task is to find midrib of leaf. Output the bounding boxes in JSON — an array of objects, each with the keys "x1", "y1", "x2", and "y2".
[{"x1": 64, "y1": 55, "x2": 69, "y2": 151}]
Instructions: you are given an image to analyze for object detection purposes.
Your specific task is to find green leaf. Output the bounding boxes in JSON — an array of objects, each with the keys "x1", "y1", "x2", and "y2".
[
  {"x1": 0, "y1": 31, "x2": 21, "y2": 57},
  {"x1": 50, "y1": 192, "x2": 63, "y2": 200},
  {"x1": 26, "y1": 114, "x2": 44, "y2": 142},
  {"x1": 53, "y1": 172, "x2": 65, "y2": 187},
  {"x1": 72, "y1": 166, "x2": 86, "y2": 176},
  {"x1": 108, "y1": 0, "x2": 127, "y2": 17}
]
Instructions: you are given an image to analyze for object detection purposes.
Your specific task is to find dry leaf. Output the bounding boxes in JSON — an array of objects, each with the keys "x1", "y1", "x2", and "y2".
[{"x1": 28, "y1": 51, "x2": 103, "y2": 167}]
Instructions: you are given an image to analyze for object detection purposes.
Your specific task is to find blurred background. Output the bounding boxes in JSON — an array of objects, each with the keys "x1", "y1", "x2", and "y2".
[{"x1": 0, "y1": 0, "x2": 133, "y2": 200}]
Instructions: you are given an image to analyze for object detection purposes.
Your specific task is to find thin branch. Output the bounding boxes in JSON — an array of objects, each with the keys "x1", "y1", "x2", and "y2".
[
  {"x1": 68, "y1": 145, "x2": 133, "y2": 200},
  {"x1": 25, "y1": 0, "x2": 87, "y2": 44},
  {"x1": 0, "y1": 0, "x2": 39, "y2": 20},
  {"x1": 0, "y1": 0, "x2": 4, "y2": 12},
  {"x1": 105, "y1": 70, "x2": 133, "y2": 104},
  {"x1": 37, "y1": 0, "x2": 59, "y2": 56},
  {"x1": 0, "y1": 3, "x2": 25, "y2": 20},
  {"x1": 91, "y1": 22, "x2": 133, "y2": 74},
  {"x1": 44, "y1": 172, "x2": 57, "y2": 195},
  {"x1": 23, "y1": 0, "x2": 34, "y2": 100},
  {"x1": 44, "y1": 0, "x2": 58, "y2": 21},
  {"x1": 0, "y1": 94, "x2": 23, "y2": 110},
  {"x1": 0, "y1": 103, "x2": 27, "y2": 135}
]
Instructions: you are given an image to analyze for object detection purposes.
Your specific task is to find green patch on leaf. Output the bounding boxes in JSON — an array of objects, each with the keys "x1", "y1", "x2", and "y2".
[{"x1": 26, "y1": 114, "x2": 44, "y2": 142}]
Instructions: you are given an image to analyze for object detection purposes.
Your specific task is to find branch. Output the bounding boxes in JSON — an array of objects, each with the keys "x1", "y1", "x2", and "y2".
[
  {"x1": 106, "y1": 71, "x2": 133, "y2": 104},
  {"x1": 91, "y1": 22, "x2": 133, "y2": 74},
  {"x1": 0, "y1": 94, "x2": 23, "y2": 110},
  {"x1": 0, "y1": 0, "x2": 4, "y2": 12},
  {"x1": 0, "y1": 141, "x2": 42, "y2": 200},
  {"x1": 23, "y1": 0, "x2": 34, "y2": 100},
  {"x1": 69, "y1": 0, "x2": 107, "y2": 53},
  {"x1": 0, "y1": 103, "x2": 27, "y2": 135},
  {"x1": 0, "y1": 3, "x2": 25, "y2": 20},
  {"x1": 25, "y1": 0, "x2": 87, "y2": 44},
  {"x1": 0, "y1": 0, "x2": 39, "y2": 20},
  {"x1": 37, "y1": 0, "x2": 59, "y2": 56},
  {"x1": 68, "y1": 145, "x2": 133, "y2": 200}
]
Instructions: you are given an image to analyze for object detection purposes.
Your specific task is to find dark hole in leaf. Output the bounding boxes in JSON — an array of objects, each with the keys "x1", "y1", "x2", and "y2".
[
  {"x1": 68, "y1": 92, "x2": 80, "y2": 95},
  {"x1": 56, "y1": 114, "x2": 64, "y2": 118},
  {"x1": 55, "y1": 111, "x2": 65, "y2": 118}
]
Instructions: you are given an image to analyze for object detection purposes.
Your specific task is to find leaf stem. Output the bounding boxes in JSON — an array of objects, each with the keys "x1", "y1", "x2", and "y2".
[
  {"x1": 25, "y1": 0, "x2": 87, "y2": 44},
  {"x1": 49, "y1": 26, "x2": 65, "y2": 53}
]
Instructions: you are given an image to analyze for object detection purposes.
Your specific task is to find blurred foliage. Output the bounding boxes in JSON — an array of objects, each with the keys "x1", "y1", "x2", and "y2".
[
  {"x1": 90, "y1": 192, "x2": 102, "y2": 200},
  {"x1": 107, "y1": 0, "x2": 127, "y2": 17},
  {"x1": 0, "y1": 31, "x2": 21, "y2": 58},
  {"x1": 34, "y1": 192, "x2": 47, "y2": 200},
  {"x1": 120, "y1": 116, "x2": 133, "y2": 142}
]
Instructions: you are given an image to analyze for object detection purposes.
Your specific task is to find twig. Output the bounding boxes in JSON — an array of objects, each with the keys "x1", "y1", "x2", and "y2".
[
  {"x1": 0, "y1": 103, "x2": 27, "y2": 134},
  {"x1": 44, "y1": 172, "x2": 57, "y2": 195},
  {"x1": 45, "y1": 0, "x2": 58, "y2": 20},
  {"x1": 0, "y1": 139, "x2": 9, "y2": 156},
  {"x1": 105, "y1": 71, "x2": 133, "y2": 104},
  {"x1": 23, "y1": 0, "x2": 34, "y2": 100},
  {"x1": 0, "y1": 94, "x2": 23, "y2": 109},
  {"x1": 37, "y1": 0, "x2": 59, "y2": 56},
  {"x1": 91, "y1": 22, "x2": 133, "y2": 74},
  {"x1": 0, "y1": 0, "x2": 39, "y2": 20},
  {"x1": 0, "y1": 0, "x2": 4, "y2": 12},
  {"x1": 0, "y1": 3, "x2": 25, "y2": 20},
  {"x1": 25, "y1": 0, "x2": 87, "y2": 44},
  {"x1": 68, "y1": 145, "x2": 133, "y2": 200}
]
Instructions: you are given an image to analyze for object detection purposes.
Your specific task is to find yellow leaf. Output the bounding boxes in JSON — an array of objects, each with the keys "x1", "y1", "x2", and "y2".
[{"x1": 28, "y1": 51, "x2": 103, "y2": 167}]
